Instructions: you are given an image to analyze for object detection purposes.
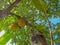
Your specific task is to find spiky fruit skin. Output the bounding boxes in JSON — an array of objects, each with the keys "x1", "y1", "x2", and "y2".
[
  {"x1": 18, "y1": 18, "x2": 26, "y2": 27},
  {"x1": 9, "y1": 23, "x2": 18, "y2": 30}
]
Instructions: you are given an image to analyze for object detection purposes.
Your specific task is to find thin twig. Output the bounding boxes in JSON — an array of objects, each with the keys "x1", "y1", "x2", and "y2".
[{"x1": 42, "y1": 12, "x2": 54, "y2": 45}]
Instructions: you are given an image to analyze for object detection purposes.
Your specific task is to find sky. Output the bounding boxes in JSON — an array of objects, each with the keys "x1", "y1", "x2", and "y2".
[{"x1": 50, "y1": 17, "x2": 60, "y2": 24}]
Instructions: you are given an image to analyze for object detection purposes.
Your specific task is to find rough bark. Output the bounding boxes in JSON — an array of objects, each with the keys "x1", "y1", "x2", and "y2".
[
  {"x1": 30, "y1": 30, "x2": 48, "y2": 45},
  {"x1": 0, "y1": 0, "x2": 21, "y2": 19}
]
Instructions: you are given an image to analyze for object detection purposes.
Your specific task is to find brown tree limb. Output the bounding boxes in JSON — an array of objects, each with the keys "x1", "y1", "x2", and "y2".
[
  {"x1": 41, "y1": 12, "x2": 54, "y2": 45},
  {"x1": 30, "y1": 29, "x2": 48, "y2": 45},
  {"x1": 4, "y1": 0, "x2": 21, "y2": 13},
  {"x1": 45, "y1": 15, "x2": 54, "y2": 45},
  {"x1": 50, "y1": 30, "x2": 54, "y2": 45},
  {"x1": 44, "y1": 14, "x2": 54, "y2": 45},
  {"x1": 0, "y1": 0, "x2": 21, "y2": 19}
]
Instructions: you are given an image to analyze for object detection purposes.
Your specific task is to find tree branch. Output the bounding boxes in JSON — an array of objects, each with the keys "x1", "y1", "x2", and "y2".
[
  {"x1": 0, "y1": 0, "x2": 21, "y2": 19},
  {"x1": 46, "y1": 15, "x2": 54, "y2": 45},
  {"x1": 41, "y1": 12, "x2": 54, "y2": 45},
  {"x1": 4, "y1": 0, "x2": 21, "y2": 13}
]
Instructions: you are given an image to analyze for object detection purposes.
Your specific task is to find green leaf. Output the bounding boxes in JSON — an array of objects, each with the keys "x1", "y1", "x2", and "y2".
[
  {"x1": 35, "y1": 24, "x2": 47, "y2": 30},
  {"x1": 0, "y1": 31, "x2": 13, "y2": 44},
  {"x1": 53, "y1": 24, "x2": 60, "y2": 34},
  {"x1": 32, "y1": 0, "x2": 46, "y2": 12},
  {"x1": 54, "y1": 38, "x2": 60, "y2": 43}
]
